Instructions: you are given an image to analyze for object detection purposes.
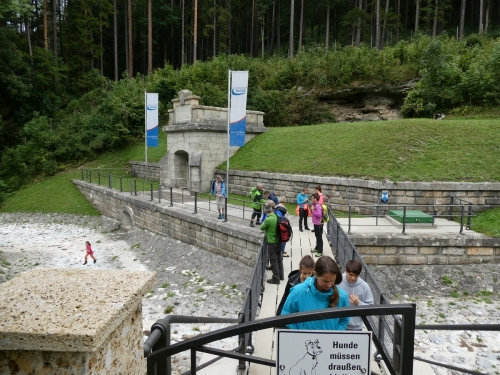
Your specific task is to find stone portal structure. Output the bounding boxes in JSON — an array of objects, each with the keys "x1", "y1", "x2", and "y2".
[{"x1": 160, "y1": 90, "x2": 267, "y2": 192}]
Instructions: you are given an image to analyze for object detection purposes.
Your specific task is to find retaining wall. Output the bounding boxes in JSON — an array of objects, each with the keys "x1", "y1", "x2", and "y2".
[
  {"x1": 74, "y1": 180, "x2": 261, "y2": 267},
  {"x1": 217, "y1": 169, "x2": 500, "y2": 213},
  {"x1": 130, "y1": 161, "x2": 161, "y2": 181},
  {"x1": 348, "y1": 234, "x2": 500, "y2": 265}
]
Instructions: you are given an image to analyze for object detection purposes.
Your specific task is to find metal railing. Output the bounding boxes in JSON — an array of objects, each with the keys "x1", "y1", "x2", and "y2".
[
  {"x1": 145, "y1": 303, "x2": 418, "y2": 375},
  {"x1": 144, "y1": 238, "x2": 269, "y2": 375},
  {"x1": 327, "y1": 207, "x2": 500, "y2": 375},
  {"x1": 330, "y1": 199, "x2": 477, "y2": 235},
  {"x1": 80, "y1": 169, "x2": 265, "y2": 222}
]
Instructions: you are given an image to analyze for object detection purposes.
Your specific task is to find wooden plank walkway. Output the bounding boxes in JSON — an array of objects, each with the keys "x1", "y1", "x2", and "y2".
[{"x1": 248, "y1": 225, "x2": 333, "y2": 375}]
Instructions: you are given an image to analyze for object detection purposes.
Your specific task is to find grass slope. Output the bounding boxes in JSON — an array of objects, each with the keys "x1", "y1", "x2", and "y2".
[{"x1": 222, "y1": 119, "x2": 500, "y2": 182}]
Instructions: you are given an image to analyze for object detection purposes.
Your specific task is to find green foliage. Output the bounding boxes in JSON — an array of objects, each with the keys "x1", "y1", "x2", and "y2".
[{"x1": 471, "y1": 207, "x2": 500, "y2": 238}]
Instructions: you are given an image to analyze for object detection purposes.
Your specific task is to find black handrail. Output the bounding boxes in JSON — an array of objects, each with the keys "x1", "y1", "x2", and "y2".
[{"x1": 146, "y1": 305, "x2": 417, "y2": 375}]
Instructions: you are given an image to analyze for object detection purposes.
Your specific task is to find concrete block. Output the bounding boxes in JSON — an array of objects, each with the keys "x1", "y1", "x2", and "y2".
[
  {"x1": 403, "y1": 247, "x2": 418, "y2": 255},
  {"x1": 467, "y1": 247, "x2": 494, "y2": 256},
  {"x1": 384, "y1": 246, "x2": 398, "y2": 255},
  {"x1": 427, "y1": 256, "x2": 448, "y2": 265},
  {"x1": 405, "y1": 256, "x2": 427, "y2": 265},
  {"x1": 378, "y1": 256, "x2": 405, "y2": 265},
  {"x1": 419, "y1": 247, "x2": 439, "y2": 255},
  {"x1": 442, "y1": 247, "x2": 465, "y2": 255}
]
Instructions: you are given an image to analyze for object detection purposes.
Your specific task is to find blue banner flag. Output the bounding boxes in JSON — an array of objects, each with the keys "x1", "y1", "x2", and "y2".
[{"x1": 229, "y1": 71, "x2": 249, "y2": 147}]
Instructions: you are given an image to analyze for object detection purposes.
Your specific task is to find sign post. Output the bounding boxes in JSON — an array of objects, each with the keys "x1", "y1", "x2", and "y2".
[{"x1": 277, "y1": 330, "x2": 371, "y2": 375}]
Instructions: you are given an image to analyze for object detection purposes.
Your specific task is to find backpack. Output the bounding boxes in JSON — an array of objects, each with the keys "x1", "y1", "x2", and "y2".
[
  {"x1": 277, "y1": 216, "x2": 293, "y2": 243},
  {"x1": 321, "y1": 204, "x2": 330, "y2": 223}
]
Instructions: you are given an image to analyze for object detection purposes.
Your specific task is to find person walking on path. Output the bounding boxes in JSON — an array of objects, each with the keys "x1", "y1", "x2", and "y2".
[
  {"x1": 261, "y1": 204, "x2": 284, "y2": 284},
  {"x1": 281, "y1": 256, "x2": 349, "y2": 330},
  {"x1": 311, "y1": 186, "x2": 324, "y2": 231},
  {"x1": 210, "y1": 175, "x2": 226, "y2": 219},
  {"x1": 83, "y1": 241, "x2": 97, "y2": 265},
  {"x1": 276, "y1": 255, "x2": 315, "y2": 315},
  {"x1": 249, "y1": 184, "x2": 266, "y2": 227},
  {"x1": 338, "y1": 260, "x2": 374, "y2": 331},
  {"x1": 296, "y1": 187, "x2": 310, "y2": 232},
  {"x1": 311, "y1": 193, "x2": 324, "y2": 257}
]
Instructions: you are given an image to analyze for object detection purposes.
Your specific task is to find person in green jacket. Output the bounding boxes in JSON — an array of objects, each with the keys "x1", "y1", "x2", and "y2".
[
  {"x1": 260, "y1": 203, "x2": 284, "y2": 284},
  {"x1": 249, "y1": 184, "x2": 268, "y2": 227}
]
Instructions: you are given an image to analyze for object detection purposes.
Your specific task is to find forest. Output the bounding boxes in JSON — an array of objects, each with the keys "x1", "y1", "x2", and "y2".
[{"x1": 1, "y1": 0, "x2": 500, "y2": 201}]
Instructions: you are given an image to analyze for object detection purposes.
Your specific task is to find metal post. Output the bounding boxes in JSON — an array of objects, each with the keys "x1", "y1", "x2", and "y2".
[
  {"x1": 89, "y1": 171, "x2": 92, "y2": 183},
  {"x1": 158, "y1": 186, "x2": 162, "y2": 203},
  {"x1": 448, "y1": 196, "x2": 454, "y2": 220},
  {"x1": 134, "y1": 180, "x2": 137, "y2": 196},
  {"x1": 191, "y1": 348, "x2": 197, "y2": 375},
  {"x1": 393, "y1": 317, "x2": 402, "y2": 374},
  {"x1": 108, "y1": 174, "x2": 112, "y2": 189},
  {"x1": 376, "y1": 204, "x2": 379, "y2": 226},
  {"x1": 348, "y1": 205, "x2": 352, "y2": 234},
  {"x1": 402, "y1": 206, "x2": 407, "y2": 235},
  {"x1": 120, "y1": 177, "x2": 123, "y2": 192},
  {"x1": 466, "y1": 204, "x2": 472, "y2": 230},
  {"x1": 400, "y1": 304, "x2": 416, "y2": 375},
  {"x1": 223, "y1": 196, "x2": 228, "y2": 222},
  {"x1": 129, "y1": 180, "x2": 132, "y2": 195},
  {"x1": 81, "y1": 169, "x2": 84, "y2": 180},
  {"x1": 98, "y1": 172, "x2": 101, "y2": 185},
  {"x1": 460, "y1": 205, "x2": 465, "y2": 234},
  {"x1": 193, "y1": 192, "x2": 198, "y2": 214},
  {"x1": 169, "y1": 187, "x2": 173, "y2": 207}
]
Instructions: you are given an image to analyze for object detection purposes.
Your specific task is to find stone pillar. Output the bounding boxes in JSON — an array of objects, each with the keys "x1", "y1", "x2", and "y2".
[{"x1": 0, "y1": 269, "x2": 156, "y2": 375}]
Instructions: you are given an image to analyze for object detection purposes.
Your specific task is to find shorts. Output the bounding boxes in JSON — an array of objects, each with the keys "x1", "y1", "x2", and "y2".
[{"x1": 215, "y1": 196, "x2": 226, "y2": 210}]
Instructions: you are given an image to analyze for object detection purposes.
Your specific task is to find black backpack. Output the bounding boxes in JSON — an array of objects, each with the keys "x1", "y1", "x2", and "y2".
[{"x1": 277, "y1": 216, "x2": 293, "y2": 243}]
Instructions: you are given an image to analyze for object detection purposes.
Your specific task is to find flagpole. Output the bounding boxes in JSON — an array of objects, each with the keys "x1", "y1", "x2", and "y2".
[
  {"x1": 144, "y1": 91, "x2": 148, "y2": 183},
  {"x1": 226, "y1": 70, "x2": 231, "y2": 185}
]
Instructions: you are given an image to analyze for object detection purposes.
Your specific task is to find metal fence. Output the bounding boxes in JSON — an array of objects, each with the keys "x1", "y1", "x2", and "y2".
[
  {"x1": 80, "y1": 168, "x2": 263, "y2": 221},
  {"x1": 143, "y1": 238, "x2": 269, "y2": 375},
  {"x1": 327, "y1": 207, "x2": 500, "y2": 375},
  {"x1": 331, "y1": 199, "x2": 477, "y2": 235}
]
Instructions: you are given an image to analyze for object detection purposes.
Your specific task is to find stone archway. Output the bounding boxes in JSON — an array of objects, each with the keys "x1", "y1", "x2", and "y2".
[
  {"x1": 120, "y1": 205, "x2": 135, "y2": 230},
  {"x1": 173, "y1": 150, "x2": 189, "y2": 188}
]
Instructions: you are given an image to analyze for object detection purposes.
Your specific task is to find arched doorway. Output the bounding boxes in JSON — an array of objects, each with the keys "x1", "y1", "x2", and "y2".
[{"x1": 173, "y1": 150, "x2": 189, "y2": 188}]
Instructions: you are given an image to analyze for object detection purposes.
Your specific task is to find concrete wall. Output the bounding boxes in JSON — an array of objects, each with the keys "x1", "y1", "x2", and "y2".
[
  {"x1": 349, "y1": 234, "x2": 500, "y2": 265},
  {"x1": 130, "y1": 161, "x2": 161, "y2": 181},
  {"x1": 0, "y1": 269, "x2": 155, "y2": 375},
  {"x1": 217, "y1": 169, "x2": 500, "y2": 213},
  {"x1": 74, "y1": 180, "x2": 261, "y2": 267}
]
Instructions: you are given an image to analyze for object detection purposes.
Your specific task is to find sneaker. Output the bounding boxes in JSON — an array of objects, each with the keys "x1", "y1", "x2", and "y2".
[
  {"x1": 94, "y1": 259, "x2": 97, "y2": 263},
  {"x1": 250, "y1": 221, "x2": 254, "y2": 227},
  {"x1": 305, "y1": 227, "x2": 311, "y2": 231},
  {"x1": 299, "y1": 229, "x2": 303, "y2": 232},
  {"x1": 310, "y1": 229, "x2": 315, "y2": 232},
  {"x1": 83, "y1": 261, "x2": 87, "y2": 265},
  {"x1": 311, "y1": 248, "x2": 319, "y2": 253},
  {"x1": 256, "y1": 221, "x2": 261, "y2": 225},
  {"x1": 217, "y1": 214, "x2": 222, "y2": 219},
  {"x1": 315, "y1": 253, "x2": 323, "y2": 257},
  {"x1": 267, "y1": 278, "x2": 280, "y2": 285}
]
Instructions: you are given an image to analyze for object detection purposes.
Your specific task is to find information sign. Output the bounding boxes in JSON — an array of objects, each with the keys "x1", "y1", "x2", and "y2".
[{"x1": 276, "y1": 330, "x2": 371, "y2": 375}]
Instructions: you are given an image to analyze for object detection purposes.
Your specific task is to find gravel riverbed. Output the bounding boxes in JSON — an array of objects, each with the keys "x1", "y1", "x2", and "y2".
[{"x1": 1, "y1": 213, "x2": 499, "y2": 375}]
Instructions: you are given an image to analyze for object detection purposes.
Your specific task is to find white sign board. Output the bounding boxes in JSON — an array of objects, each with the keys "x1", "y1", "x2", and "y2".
[{"x1": 277, "y1": 330, "x2": 371, "y2": 375}]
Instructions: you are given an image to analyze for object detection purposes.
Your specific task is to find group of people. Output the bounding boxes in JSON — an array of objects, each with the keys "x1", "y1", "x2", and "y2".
[{"x1": 278, "y1": 255, "x2": 374, "y2": 331}]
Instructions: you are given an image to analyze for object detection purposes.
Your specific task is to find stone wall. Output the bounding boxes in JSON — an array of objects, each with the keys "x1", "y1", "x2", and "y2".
[
  {"x1": 130, "y1": 161, "x2": 161, "y2": 181},
  {"x1": 348, "y1": 234, "x2": 500, "y2": 265},
  {"x1": 0, "y1": 269, "x2": 155, "y2": 375},
  {"x1": 73, "y1": 180, "x2": 261, "y2": 267},
  {"x1": 217, "y1": 169, "x2": 500, "y2": 213}
]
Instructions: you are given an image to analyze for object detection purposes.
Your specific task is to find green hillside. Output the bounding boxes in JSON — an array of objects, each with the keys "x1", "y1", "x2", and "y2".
[{"x1": 222, "y1": 118, "x2": 500, "y2": 182}]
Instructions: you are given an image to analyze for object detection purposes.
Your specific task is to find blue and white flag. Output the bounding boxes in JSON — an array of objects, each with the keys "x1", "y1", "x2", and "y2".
[
  {"x1": 229, "y1": 71, "x2": 249, "y2": 147},
  {"x1": 146, "y1": 93, "x2": 159, "y2": 147}
]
